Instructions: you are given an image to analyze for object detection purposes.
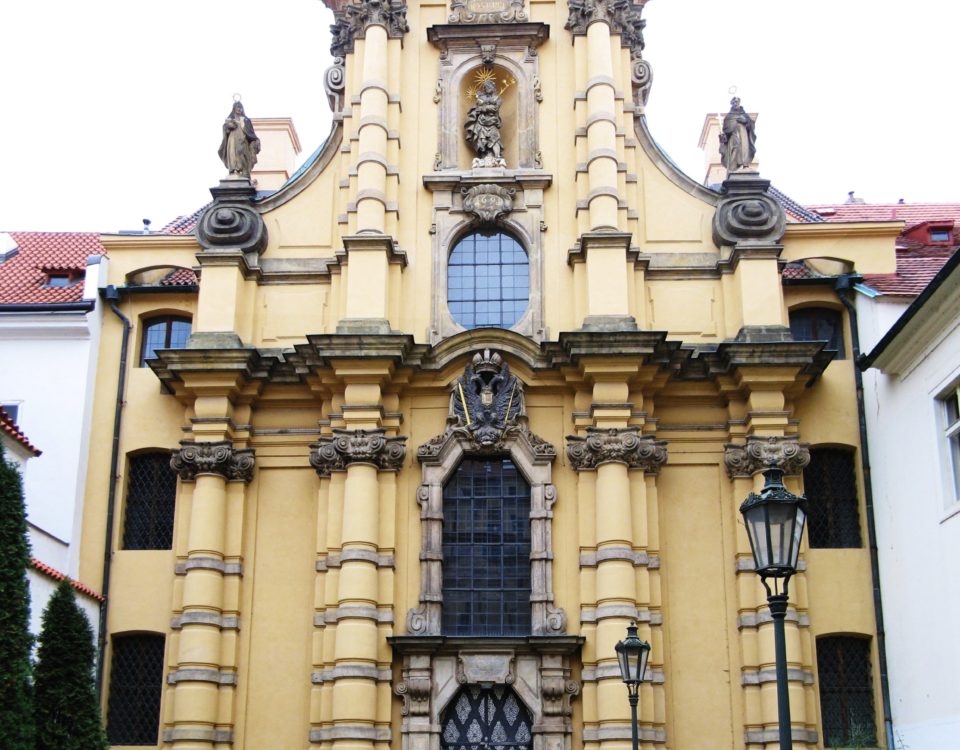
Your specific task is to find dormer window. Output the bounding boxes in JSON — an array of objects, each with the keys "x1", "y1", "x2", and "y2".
[
  {"x1": 929, "y1": 229, "x2": 952, "y2": 243},
  {"x1": 41, "y1": 269, "x2": 81, "y2": 288}
]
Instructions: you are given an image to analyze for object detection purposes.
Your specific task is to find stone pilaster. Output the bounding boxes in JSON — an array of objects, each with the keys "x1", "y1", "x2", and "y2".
[
  {"x1": 309, "y1": 427, "x2": 406, "y2": 750},
  {"x1": 567, "y1": 426, "x2": 667, "y2": 750},
  {"x1": 724, "y1": 435, "x2": 817, "y2": 750},
  {"x1": 165, "y1": 441, "x2": 255, "y2": 750}
]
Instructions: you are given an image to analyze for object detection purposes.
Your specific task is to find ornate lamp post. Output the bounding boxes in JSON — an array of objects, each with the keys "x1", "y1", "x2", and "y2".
[
  {"x1": 739, "y1": 468, "x2": 808, "y2": 750},
  {"x1": 616, "y1": 622, "x2": 651, "y2": 750}
]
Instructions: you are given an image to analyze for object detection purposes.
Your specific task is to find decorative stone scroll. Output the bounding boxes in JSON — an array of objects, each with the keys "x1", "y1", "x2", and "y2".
[
  {"x1": 565, "y1": 0, "x2": 652, "y2": 105},
  {"x1": 329, "y1": 0, "x2": 409, "y2": 58},
  {"x1": 723, "y1": 435, "x2": 811, "y2": 478},
  {"x1": 462, "y1": 184, "x2": 515, "y2": 226},
  {"x1": 565, "y1": 427, "x2": 667, "y2": 472},
  {"x1": 450, "y1": 0, "x2": 527, "y2": 24},
  {"x1": 196, "y1": 179, "x2": 267, "y2": 257},
  {"x1": 171, "y1": 441, "x2": 255, "y2": 483},
  {"x1": 309, "y1": 429, "x2": 407, "y2": 475},
  {"x1": 408, "y1": 349, "x2": 565, "y2": 637},
  {"x1": 712, "y1": 172, "x2": 786, "y2": 248},
  {"x1": 323, "y1": 56, "x2": 346, "y2": 112}
]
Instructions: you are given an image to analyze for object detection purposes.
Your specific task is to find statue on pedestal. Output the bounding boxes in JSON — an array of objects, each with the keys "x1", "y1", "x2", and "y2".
[
  {"x1": 719, "y1": 96, "x2": 756, "y2": 174},
  {"x1": 465, "y1": 79, "x2": 506, "y2": 168},
  {"x1": 218, "y1": 100, "x2": 260, "y2": 178}
]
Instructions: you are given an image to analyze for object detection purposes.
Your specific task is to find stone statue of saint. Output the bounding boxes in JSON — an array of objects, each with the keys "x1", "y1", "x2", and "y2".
[
  {"x1": 465, "y1": 79, "x2": 506, "y2": 168},
  {"x1": 218, "y1": 100, "x2": 261, "y2": 178},
  {"x1": 719, "y1": 96, "x2": 757, "y2": 174}
]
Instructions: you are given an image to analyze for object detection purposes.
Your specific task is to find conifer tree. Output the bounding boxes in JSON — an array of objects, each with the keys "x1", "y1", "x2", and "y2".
[
  {"x1": 34, "y1": 579, "x2": 107, "y2": 750},
  {"x1": 0, "y1": 444, "x2": 34, "y2": 750}
]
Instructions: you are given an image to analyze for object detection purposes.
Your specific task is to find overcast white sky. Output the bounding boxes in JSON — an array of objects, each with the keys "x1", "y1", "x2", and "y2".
[{"x1": 1, "y1": 0, "x2": 956, "y2": 232}]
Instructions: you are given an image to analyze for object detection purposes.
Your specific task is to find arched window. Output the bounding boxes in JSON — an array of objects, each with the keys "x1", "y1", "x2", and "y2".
[
  {"x1": 816, "y1": 636, "x2": 877, "y2": 748},
  {"x1": 122, "y1": 452, "x2": 177, "y2": 550},
  {"x1": 442, "y1": 458, "x2": 531, "y2": 635},
  {"x1": 789, "y1": 307, "x2": 845, "y2": 359},
  {"x1": 448, "y1": 231, "x2": 529, "y2": 330},
  {"x1": 106, "y1": 633, "x2": 165, "y2": 746},
  {"x1": 804, "y1": 447, "x2": 862, "y2": 548},
  {"x1": 140, "y1": 316, "x2": 191, "y2": 366}
]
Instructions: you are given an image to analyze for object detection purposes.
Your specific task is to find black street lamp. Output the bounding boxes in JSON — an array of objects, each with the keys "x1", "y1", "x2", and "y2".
[
  {"x1": 616, "y1": 622, "x2": 651, "y2": 750},
  {"x1": 739, "y1": 467, "x2": 808, "y2": 750}
]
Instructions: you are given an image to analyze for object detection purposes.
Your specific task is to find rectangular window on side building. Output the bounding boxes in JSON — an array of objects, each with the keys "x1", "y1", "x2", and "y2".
[{"x1": 941, "y1": 384, "x2": 960, "y2": 510}]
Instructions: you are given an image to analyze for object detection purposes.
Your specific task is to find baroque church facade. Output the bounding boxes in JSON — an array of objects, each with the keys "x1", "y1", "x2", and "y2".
[{"x1": 78, "y1": 1, "x2": 902, "y2": 749}]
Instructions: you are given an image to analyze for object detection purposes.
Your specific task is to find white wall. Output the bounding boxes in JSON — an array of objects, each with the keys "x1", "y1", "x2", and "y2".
[
  {"x1": 27, "y1": 569, "x2": 100, "y2": 641},
  {"x1": 860, "y1": 297, "x2": 960, "y2": 748}
]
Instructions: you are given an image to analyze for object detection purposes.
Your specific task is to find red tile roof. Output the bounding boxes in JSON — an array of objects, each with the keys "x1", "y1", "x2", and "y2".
[
  {"x1": 0, "y1": 409, "x2": 40, "y2": 456},
  {"x1": 30, "y1": 558, "x2": 103, "y2": 601},
  {"x1": 807, "y1": 202, "x2": 960, "y2": 224},
  {"x1": 159, "y1": 267, "x2": 199, "y2": 286},
  {"x1": 0, "y1": 232, "x2": 105, "y2": 304},
  {"x1": 161, "y1": 204, "x2": 208, "y2": 235},
  {"x1": 862, "y1": 253, "x2": 956, "y2": 297}
]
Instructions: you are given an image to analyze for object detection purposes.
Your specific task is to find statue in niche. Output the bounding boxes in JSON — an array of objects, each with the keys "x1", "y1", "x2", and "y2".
[
  {"x1": 719, "y1": 96, "x2": 757, "y2": 175},
  {"x1": 465, "y1": 79, "x2": 506, "y2": 168},
  {"x1": 218, "y1": 99, "x2": 260, "y2": 178}
]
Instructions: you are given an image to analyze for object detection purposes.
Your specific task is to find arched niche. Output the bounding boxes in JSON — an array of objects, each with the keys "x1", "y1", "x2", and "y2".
[{"x1": 457, "y1": 64, "x2": 519, "y2": 169}]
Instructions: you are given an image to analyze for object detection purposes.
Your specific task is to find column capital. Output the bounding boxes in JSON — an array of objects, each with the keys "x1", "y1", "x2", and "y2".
[
  {"x1": 723, "y1": 435, "x2": 810, "y2": 478},
  {"x1": 310, "y1": 428, "x2": 407, "y2": 476},
  {"x1": 566, "y1": 427, "x2": 666, "y2": 472},
  {"x1": 170, "y1": 440, "x2": 255, "y2": 483}
]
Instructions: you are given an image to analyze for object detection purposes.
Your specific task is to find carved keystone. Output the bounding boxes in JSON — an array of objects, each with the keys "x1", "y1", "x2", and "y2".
[
  {"x1": 566, "y1": 428, "x2": 667, "y2": 472},
  {"x1": 171, "y1": 441, "x2": 255, "y2": 483},
  {"x1": 723, "y1": 435, "x2": 810, "y2": 478},
  {"x1": 463, "y1": 184, "x2": 515, "y2": 226}
]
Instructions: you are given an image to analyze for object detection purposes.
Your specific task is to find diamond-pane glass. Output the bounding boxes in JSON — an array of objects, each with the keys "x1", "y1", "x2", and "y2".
[
  {"x1": 789, "y1": 307, "x2": 845, "y2": 359},
  {"x1": 441, "y1": 686, "x2": 533, "y2": 750},
  {"x1": 140, "y1": 317, "x2": 191, "y2": 366},
  {"x1": 106, "y1": 634, "x2": 165, "y2": 746},
  {"x1": 448, "y1": 232, "x2": 529, "y2": 330},
  {"x1": 442, "y1": 459, "x2": 531, "y2": 635},
  {"x1": 122, "y1": 453, "x2": 177, "y2": 550},
  {"x1": 804, "y1": 448, "x2": 862, "y2": 548},
  {"x1": 817, "y1": 636, "x2": 877, "y2": 747}
]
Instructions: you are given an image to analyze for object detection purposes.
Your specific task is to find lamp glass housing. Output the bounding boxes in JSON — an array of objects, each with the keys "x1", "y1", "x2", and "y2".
[
  {"x1": 615, "y1": 624, "x2": 651, "y2": 686},
  {"x1": 739, "y1": 469, "x2": 807, "y2": 578}
]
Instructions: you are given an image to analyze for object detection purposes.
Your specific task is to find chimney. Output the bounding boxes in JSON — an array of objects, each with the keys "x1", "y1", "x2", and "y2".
[
  {"x1": 250, "y1": 118, "x2": 302, "y2": 191},
  {"x1": 698, "y1": 111, "x2": 760, "y2": 187}
]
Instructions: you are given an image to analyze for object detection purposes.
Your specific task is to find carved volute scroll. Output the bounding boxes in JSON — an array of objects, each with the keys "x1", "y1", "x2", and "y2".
[
  {"x1": 170, "y1": 440, "x2": 256, "y2": 483},
  {"x1": 723, "y1": 435, "x2": 811, "y2": 478},
  {"x1": 565, "y1": 427, "x2": 667, "y2": 473},
  {"x1": 309, "y1": 428, "x2": 407, "y2": 476},
  {"x1": 408, "y1": 349, "x2": 565, "y2": 636}
]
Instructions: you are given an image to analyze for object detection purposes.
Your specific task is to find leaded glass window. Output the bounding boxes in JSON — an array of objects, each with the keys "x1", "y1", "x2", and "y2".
[
  {"x1": 441, "y1": 686, "x2": 533, "y2": 750},
  {"x1": 448, "y1": 232, "x2": 529, "y2": 330},
  {"x1": 122, "y1": 453, "x2": 177, "y2": 550},
  {"x1": 816, "y1": 636, "x2": 877, "y2": 748},
  {"x1": 140, "y1": 316, "x2": 191, "y2": 366},
  {"x1": 442, "y1": 459, "x2": 531, "y2": 635},
  {"x1": 789, "y1": 307, "x2": 846, "y2": 359},
  {"x1": 804, "y1": 448, "x2": 862, "y2": 548},
  {"x1": 106, "y1": 633, "x2": 165, "y2": 745}
]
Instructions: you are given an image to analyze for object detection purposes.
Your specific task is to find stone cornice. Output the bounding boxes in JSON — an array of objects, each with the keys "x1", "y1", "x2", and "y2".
[
  {"x1": 309, "y1": 429, "x2": 407, "y2": 475},
  {"x1": 171, "y1": 441, "x2": 255, "y2": 483},
  {"x1": 723, "y1": 436, "x2": 810, "y2": 478},
  {"x1": 566, "y1": 428, "x2": 667, "y2": 472}
]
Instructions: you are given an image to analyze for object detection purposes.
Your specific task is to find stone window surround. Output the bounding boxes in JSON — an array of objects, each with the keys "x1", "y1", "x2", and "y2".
[{"x1": 407, "y1": 426, "x2": 565, "y2": 638}]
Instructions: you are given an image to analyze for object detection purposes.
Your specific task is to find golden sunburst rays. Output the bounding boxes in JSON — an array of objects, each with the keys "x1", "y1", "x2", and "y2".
[{"x1": 465, "y1": 67, "x2": 517, "y2": 101}]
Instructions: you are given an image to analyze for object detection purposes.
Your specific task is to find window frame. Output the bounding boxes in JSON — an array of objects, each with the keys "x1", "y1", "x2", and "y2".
[
  {"x1": 789, "y1": 306, "x2": 847, "y2": 359},
  {"x1": 939, "y1": 382, "x2": 960, "y2": 513},
  {"x1": 815, "y1": 635, "x2": 877, "y2": 748},
  {"x1": 804, "y1": 446, "x2": 863, "y2": 549},
  {"x1": 446, "y1": 229, "x2": 531, "y2": 331},
  {"x1": 106, "y1": 632, "x2": 166, "y2": 746},
  {"x1": 121, "y1": 452, "x2": 177, "y2": 551},
  {"x1": 139, "y1": 315, "x2": 191, "y2": 367}
]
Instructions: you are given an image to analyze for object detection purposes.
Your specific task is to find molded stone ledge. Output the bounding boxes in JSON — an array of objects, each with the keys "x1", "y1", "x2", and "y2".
[
  {"x1": 309, "y1": 726, "x2": 392, "y2": 743},
  {"x1": 171, "y1": 612, "x2": 240, "y2": 630},
  {"x1": 314, "y1": 606, "x2": 394, "y2": 627},
  {"x1": 175, "y1": 557, "x2": 243, "y2": 576},
  {"x1": 583, "y1": 726, "x2": 666, "y2": 743},
  {"x1": 163, "y1": 728, "x2": 234, "y2": 743},
  {"x1": 738, "y1": 609, "x2": 809, "y2": 629},
  {"x1": 741, "y1": 667, "x2": 814, "y2": 686},
  {"x1": 745, "y1": 728, "x2": 818, "y2": 745},
  {"x1": 316, "y1": 551, "x2": 395, "y2": 571},
  {"x1": 167, "y1": 668, "x2": 237, "y2": 686},
  {"x1": 579, "y1": 605, "x2": 662, "y2": 625},
  {"x1": 581, "y1": 663, "x2": 665, "y2": 684},
  {"x1": 579, "y1": 547, "x2": 659, "y2": 568},
  {"x1": 311, "y1": 665, "x2": 392, "y2": 683}
]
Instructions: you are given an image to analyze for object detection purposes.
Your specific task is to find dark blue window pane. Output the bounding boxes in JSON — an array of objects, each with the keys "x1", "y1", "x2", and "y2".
[
  {"x1": 140, "y1": 317, "x2": 191, "y2": 366},
  {"x1": 442, "y1": 459, "x2": 531, "y2": 635},
  {"x1": 447, "y1": 232, "x2": 529, "y2": 330}
]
